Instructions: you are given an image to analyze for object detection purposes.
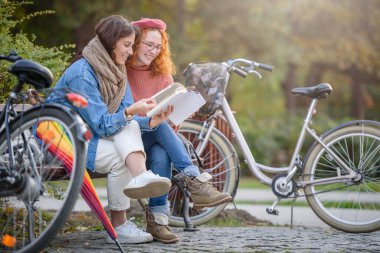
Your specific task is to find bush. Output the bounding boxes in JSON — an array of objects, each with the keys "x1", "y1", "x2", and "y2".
[{"x1": 0, "y1": 1, "x2": 73, "y2": 102}]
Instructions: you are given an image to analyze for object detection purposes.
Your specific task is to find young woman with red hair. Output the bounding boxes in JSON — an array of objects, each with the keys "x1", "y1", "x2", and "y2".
[{"x1": 127, "y1": 18, "x2": 232, "y2": 244}]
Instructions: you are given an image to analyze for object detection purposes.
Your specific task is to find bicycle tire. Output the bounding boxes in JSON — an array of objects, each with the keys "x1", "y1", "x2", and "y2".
[
  {"x1": 0, "y1": 107, "x2": 87, "y2": 252},
  {"x1": 303, "y1": 121, "x2": 380, "y2": 233},
  {"x1": 168, "y1": 120, "x2": 239, "y2": 227}
]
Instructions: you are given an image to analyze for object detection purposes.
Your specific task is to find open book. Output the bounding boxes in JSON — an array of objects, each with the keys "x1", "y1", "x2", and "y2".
[{"x1": 146, "y1": 82, "x2": 206, "y2": 126}]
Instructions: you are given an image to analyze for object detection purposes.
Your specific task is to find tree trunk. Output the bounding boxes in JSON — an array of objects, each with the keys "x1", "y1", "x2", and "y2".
[
  {"x1": 305, "y1": 63, "x2": 324, "y2": 86},
  {"x1": 350, "y1": 75, "x2": 365, "y2": 119},
  {"x1": 281, "y1": 63, "x2": 297, "y2": 113},
  {"x1": 176, "y1": 0, "x2": 185, "y2": 35},
  {"x1": 74, "y1": 18, "x2": 96, "y2": 53}
]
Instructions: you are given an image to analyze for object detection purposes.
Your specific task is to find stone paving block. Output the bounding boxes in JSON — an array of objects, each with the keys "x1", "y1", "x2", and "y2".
[{"x1": 48, "y1": 226, "x2": 380, "y2": 253}]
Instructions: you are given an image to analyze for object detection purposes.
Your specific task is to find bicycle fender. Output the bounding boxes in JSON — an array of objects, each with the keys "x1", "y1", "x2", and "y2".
[
  {"x1": 302, "y1": 120, "x2": 380, "y2": 170},
  {"x1": 11, "y1": 103, "x2": 90, "y2": 143}
]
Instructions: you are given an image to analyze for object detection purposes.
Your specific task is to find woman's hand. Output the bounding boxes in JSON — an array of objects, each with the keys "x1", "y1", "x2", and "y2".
[
  {"x1": 149, "y1": 105, "x2": 174, "y2": 128},
  {"x1": 126, "y1": 98, "x2": 156, "y2": 115}
]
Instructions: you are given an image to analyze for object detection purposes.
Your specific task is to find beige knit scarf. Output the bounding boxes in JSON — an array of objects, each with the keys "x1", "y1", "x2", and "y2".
[{"x1": 82, "y1": 36, "x2": 126, "y2": 113}]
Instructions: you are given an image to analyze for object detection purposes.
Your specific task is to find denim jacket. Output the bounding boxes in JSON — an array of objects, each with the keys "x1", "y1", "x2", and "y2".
[{"x1": 52, "y1": 58, "x2": 152, "y2": 171}]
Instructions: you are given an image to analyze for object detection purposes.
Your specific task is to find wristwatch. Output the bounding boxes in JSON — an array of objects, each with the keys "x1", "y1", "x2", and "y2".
[{"x1": 124, "y1": 108, "x2": 134, "y2": 121}]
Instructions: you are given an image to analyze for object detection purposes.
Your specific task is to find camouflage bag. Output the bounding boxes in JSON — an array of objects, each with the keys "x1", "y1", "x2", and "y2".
[{"x1": 183, "y1": 62, "x2": 229, "y2": 117}]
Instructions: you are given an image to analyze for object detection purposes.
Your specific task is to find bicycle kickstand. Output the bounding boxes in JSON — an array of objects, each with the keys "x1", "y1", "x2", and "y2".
[
  {"x1": 182, "y1": 188, "x2": 200, "y2": 232},
  {"x1": 266, "y1": 198, "x2": 280, "y2": 215},
  {"x1": 173, "y1": 174, "x2": 199, "y2": 232}
]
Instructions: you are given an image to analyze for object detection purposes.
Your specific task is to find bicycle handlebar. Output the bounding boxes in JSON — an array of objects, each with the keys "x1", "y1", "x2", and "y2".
[
  {"x1": 0, "y1": 50, "x2": 22, "y2": 62},
  {"x1": 230, "y1": 66, "x2": 248, "y2": 78},
  {"x1": 225, "y1": 58, "x2": 273, "y2": 79},
  {"x1": 226, "y1": 58, "x2": 273, "y2": 71},
  {"x1": 256, "y1": 62, "x2": 273, "y2": 72}
]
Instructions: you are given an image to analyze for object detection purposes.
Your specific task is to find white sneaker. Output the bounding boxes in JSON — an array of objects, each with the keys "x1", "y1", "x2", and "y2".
[
  {"x1": 106, "y1": 218, "x2": 153, "y2": 244},
  {"x1": 123, "y1": 171, "x2": 171, "y2": 199}
]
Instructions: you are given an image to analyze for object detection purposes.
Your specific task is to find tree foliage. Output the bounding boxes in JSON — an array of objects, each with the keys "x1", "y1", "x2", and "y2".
[{"x1": 0, "y1": 0, "x2": 73, "y2": 102}]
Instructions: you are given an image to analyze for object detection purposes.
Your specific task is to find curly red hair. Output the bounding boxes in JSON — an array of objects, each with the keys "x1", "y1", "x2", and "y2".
[{"x1": 127, "y1": 28, "x2": 176, "y2": 76}]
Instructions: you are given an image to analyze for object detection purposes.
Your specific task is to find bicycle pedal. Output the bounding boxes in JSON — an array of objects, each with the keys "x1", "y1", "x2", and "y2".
[
  {"x1": 266, "y1": 207, "x2": 279, "y2": 215},
  {"x1": 184, "y1": 226, "x2": 200, "y2": 232}
]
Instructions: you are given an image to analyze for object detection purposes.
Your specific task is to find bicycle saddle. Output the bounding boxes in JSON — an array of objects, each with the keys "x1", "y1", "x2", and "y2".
[
  {"x1": 291, "y1": 83, "x2": 332, "y2": 99},
  {"x1": 9, "y1": 59, "x2": 54, "y2": 89}
]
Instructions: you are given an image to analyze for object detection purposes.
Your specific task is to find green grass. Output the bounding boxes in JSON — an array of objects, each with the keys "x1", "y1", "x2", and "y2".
[
  {"x1": 236, "y1": 200, "x2": 308, "y2": 207},
  {"x1": 91, "y1": 176, "x2": 266, "y2": 189},
  {"x1": 238, "y1": 176, "x2": 268, "y2": 189},
  {"x1": 91, "y1": 178, "x2": 107, "y2": 187},
  {"x1": 235, "y1": 199, "x2": 380, "y2": 209},
  {"x1": 204, "y1": 217, "x2": 246, "y2": 227}
]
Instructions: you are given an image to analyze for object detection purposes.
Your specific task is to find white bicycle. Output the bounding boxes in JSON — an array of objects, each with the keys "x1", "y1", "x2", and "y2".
[{"x1": 168, "y1": 58, "x2": 380, "y2": 233}]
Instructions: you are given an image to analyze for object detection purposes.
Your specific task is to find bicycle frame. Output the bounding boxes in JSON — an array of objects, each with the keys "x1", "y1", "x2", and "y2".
[{"x1": 193, "y1": 91, "x2": 358, "y2": 188}]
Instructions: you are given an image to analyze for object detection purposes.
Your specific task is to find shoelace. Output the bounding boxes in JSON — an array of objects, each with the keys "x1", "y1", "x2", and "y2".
[
  {"x1": 198, "y1": 180, "x2": 218, "y2": 193},
  {"x1": 126, "y1": 217, "x2": 146, "y2": 235}
]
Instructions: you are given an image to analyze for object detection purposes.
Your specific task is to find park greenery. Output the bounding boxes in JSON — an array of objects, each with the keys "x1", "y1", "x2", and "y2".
[
  {"x1": 1, "y1": 0, "x2": 379, "y2": 171},
  {"x1": 0, "y1": 1, "x2": 73, "y2": 101}
]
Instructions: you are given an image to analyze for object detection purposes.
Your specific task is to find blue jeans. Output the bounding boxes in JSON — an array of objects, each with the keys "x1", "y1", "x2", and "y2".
[{"x1": 142, "y1": 122, "x2": 200, "y2": 214}]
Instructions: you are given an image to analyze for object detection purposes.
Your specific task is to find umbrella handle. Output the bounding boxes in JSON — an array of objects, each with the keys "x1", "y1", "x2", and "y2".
[{"x1": 114, "y1": 239, "x2": 125, "y2": 253}]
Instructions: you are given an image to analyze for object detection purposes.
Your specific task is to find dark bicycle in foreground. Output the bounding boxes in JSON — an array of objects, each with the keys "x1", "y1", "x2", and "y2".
[{"x1": 0, "y1": 51, "x2": 91, "y2": 253}]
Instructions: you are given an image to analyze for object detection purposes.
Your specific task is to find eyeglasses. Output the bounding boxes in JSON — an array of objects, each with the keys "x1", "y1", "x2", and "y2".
[{"x1": 140, "y1": 41, "x2": 162, "y2": 51}]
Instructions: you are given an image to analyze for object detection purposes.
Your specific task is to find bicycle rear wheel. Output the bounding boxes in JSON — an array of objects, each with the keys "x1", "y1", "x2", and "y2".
[
  {"x1": 168, "y1": 120, "x2": 239, "y2": 226},
  {"x1": 303, "y1": 121, "x2": 380, "y2": 233},
  {"x1": 0, "y1": 107, "x2": 87, "y2": 252}
]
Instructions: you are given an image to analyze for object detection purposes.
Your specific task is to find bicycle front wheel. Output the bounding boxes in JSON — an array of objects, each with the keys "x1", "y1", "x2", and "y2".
[
  {"x1": 0, "y1": 107, "x2": 87, "y2": 252},
  {"x1": 168, "y1": 120, "x2": 239, "y2": 227},
  {"x1": 303, "y1": 121, "x2": 380, "y2": 233}
]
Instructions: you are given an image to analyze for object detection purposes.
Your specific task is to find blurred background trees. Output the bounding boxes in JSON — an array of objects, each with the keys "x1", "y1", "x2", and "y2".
[
  {"x1": 0, "y1": 1, "x2": 73, "y2": 101},
  {"x1": 1, "y1": 0, "x2": 379, "y2": 168}
]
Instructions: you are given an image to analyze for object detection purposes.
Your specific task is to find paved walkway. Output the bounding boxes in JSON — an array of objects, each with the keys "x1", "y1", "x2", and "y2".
[
  {"x1": 72, "y1": 188, "x2": 329, "y2": 228},
  {"x1": 229, "y1": 189, "x2": 329, "y2": 228},
  {"x1": 48, "y1": 226, "x2": 380, "y2": 252}
]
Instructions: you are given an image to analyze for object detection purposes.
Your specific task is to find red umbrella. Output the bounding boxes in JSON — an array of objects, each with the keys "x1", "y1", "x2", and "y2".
[{"x1": 36, "y1": 121, "x2": 125, "y2": 252}]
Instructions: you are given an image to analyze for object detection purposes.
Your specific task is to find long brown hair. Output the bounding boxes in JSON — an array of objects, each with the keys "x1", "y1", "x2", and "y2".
[
  {"x1": 127, "y1": 28, "x2": 176, "y2": 76},
  {"x1": 73, "y1": 15, "x2": 138, "y2": 63}
]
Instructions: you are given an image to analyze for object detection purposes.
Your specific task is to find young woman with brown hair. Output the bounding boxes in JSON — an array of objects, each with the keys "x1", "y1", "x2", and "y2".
[{"x1": 52, "y1": 15, "x2": 173, "y2": 244}]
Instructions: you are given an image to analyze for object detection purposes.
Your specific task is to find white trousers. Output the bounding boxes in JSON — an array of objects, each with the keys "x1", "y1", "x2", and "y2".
[{"x1": 94, "y1": 120, "x2": 146, "y2": 211}]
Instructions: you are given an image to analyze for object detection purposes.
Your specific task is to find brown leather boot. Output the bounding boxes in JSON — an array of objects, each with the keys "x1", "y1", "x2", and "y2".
[
  {"x1": 145, "y1": 206, "x2": 180, "y2": 244},
  {"x1": 185, "y1": 172, "x2": 232, "y2": 208}
]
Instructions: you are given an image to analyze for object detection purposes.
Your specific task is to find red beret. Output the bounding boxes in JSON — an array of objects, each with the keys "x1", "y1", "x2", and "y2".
[{"x1": 131, "y1": 18, "x2": 166, "y2": 31}]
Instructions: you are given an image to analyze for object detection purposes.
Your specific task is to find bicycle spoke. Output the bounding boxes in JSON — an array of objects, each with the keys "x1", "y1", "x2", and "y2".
[
  {"x1": 210, "y1": 166, "x2": 237, "y2": 178},
  {"x1": 361, "y1": 144, "x2": 380, "y2": 174},
  {"x1": 205, "y1": 153, "x2": 234, "y2": 174},
  {"x1": 26, "y1": 204, "x2": 35, "y2": 241}
]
